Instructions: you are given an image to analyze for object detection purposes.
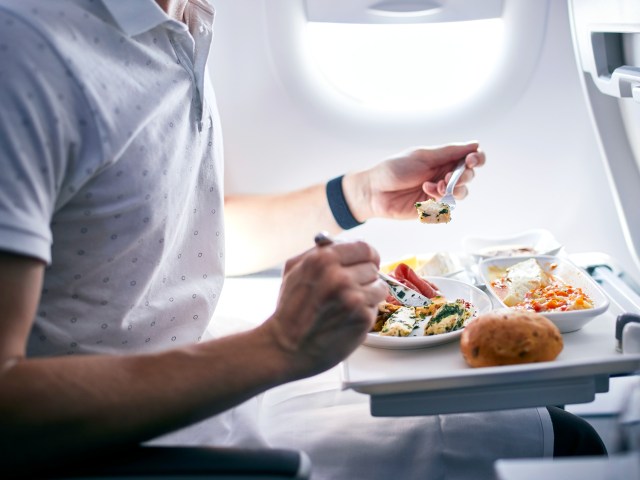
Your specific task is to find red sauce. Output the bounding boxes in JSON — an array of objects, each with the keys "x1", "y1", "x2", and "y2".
[
  {"x1": 515, "y1": 282, "x2": 593, "y2": 313},
  {"x1": 490, "y1": 275, "x2": 594, "y2": 313}
]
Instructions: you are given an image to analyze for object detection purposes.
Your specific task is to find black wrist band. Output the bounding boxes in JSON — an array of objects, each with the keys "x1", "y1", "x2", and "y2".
[{"x1": 326, "y1": 175, "x2": 364, "y2": 230}]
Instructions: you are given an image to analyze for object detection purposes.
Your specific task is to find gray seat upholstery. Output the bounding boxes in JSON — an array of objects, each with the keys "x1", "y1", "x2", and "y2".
[{"x1": 11, "y1": 446, "x2": 311, "y2": 480}]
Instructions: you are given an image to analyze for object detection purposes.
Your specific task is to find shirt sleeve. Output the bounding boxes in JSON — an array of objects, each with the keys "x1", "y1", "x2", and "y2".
[{"x1": 0, "y1": 8, "x2": 98, "y2": 263}]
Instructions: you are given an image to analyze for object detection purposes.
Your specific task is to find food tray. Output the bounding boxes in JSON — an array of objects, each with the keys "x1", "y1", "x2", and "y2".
[{"x1": 341, "y1": 266, "x2": 640, "y2": 416}]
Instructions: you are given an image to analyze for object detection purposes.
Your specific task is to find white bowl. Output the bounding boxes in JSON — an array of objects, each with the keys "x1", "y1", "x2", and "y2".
[
  {"x1": 478, "y1": 255, "x2": 610, "y2": 333},
  {"x1": 463, "y1": 229, "x2": 563, "y2": 262}
]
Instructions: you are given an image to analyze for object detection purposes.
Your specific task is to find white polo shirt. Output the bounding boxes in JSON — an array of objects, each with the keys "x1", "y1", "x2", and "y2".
[{"x1": 0, "y1": 0, "x2": 226, "y2": 356}]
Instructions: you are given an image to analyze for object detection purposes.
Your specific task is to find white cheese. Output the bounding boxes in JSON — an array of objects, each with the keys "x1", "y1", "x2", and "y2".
[
  {"x1": 502, "y1": 258, "x2": 549, "y2": 306},
  {"x1": 417, "y1": 252, "x2": 457, "y2": 276}
]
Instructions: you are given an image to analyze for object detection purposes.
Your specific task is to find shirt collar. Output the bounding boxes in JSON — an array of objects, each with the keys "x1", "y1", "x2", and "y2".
[{"x1": 100, "y1": 0, "x2": 180, "y2": 37}]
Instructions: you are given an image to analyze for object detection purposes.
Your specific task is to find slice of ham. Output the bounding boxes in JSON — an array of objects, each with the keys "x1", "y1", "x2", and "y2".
[{"x1": 386, "y1": 263, "x2": 441, "y2": 305}]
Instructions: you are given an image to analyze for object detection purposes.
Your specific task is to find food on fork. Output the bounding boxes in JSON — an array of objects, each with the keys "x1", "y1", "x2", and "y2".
[
  {"x1": 415, "y1": 199, "x2": 451, "y2": 224},
  {"x1": 460, "y1": 310, "x2": 563, "y2": 367}
]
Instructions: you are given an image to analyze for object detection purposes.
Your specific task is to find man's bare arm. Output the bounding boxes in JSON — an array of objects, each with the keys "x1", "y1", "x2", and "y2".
[
  {"x1": 224, "y1": 143, "x2": 485, "y2": 276},
  {"x1": 0, "y1": 243, "x2": 385, "y2": 471},
  {"x1": 224, "y1": 184, "x2": 342, "y2": 276},
  {"x1": 0, "y1": 253, "x2": 291, "y2": 470}
]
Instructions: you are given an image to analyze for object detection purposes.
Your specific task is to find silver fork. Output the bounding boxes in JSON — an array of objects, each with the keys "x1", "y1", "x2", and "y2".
[
  {"x1": 313, "y1": 232, "x2": 432, "y2": 307},
  {"x1": 439, "y1": 159, "x2": 467, "y2": 210},
  {"x1": 377, "y1": 270, "x2": 432, "y2": 307}
]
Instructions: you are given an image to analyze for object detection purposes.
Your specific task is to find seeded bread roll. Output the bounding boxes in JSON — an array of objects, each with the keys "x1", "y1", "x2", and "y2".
[{"x1": 460, "y1": 310, "x2": 563, "y2": 367}]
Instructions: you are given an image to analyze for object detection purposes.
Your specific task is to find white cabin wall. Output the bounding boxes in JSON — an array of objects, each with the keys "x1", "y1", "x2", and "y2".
[{"x1": 209, "y1": 0, "x2": 640, "y2": 282}]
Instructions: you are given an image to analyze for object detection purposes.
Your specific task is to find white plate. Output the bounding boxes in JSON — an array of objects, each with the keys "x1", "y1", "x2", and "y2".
[
  {"x1": 478, "y1": 255, "x2": 610, "y2": 333},
  {"x1": 462, "y1": 229, "x2": 563, "y2": 261},
  {"x1": 364, "y1": 277, "x2": 492, "y2": 349}
]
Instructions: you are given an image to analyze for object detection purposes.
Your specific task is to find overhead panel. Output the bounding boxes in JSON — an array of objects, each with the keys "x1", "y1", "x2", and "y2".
[{"x1": 304, "y1": 0, "x2": 503, "y2": 24}]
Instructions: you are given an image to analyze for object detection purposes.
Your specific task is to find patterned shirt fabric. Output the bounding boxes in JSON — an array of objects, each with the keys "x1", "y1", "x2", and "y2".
[{"x1": 0, "y1": 0, "x2": 226, "y2": 357}]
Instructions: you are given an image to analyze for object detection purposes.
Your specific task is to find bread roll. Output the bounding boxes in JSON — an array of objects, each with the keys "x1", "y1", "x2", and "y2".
[{"x1": 460, "y1": 310, "x2": 563, "y2": 367}]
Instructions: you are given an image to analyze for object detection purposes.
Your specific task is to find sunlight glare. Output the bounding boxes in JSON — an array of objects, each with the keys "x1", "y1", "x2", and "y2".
[{"x1": 305, "y1": 19, "x2": 504, "y2": 112}]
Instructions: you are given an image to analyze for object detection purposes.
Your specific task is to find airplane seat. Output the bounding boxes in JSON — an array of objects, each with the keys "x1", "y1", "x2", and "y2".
[{"x1": 22, "y1": 445, "x2": 311, "y2": 480}]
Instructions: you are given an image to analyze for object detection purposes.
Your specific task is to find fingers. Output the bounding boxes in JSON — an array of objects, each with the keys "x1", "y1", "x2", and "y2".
[
  {"x1": 422, "y1": 147, "x2": 485, "y2": 199},
  {"x1": 325, "y1": 240, "x2": 381, "y2": 268},
  {"x1": 345, "y1": 265, "x2": 387, "y2": 307},
  {"x1": 288, "y1": 238, "x2": 383, "y2": 289},
  {"x1": 466, "y1": 149, "x2": 486, "y2": 169},
  {"x1": 442, "y1": 149, "x2": 484, "y2": 184},
  {"x1": 306, "y1": 244, "x2": 383, "y2": 304},
  {"x1": 312, "y1": 233, "x2": 381, "y2": 269},
  {"x1": 411, "y1": 141, "x2": 480, "y2": 168},
  {"x1": 443, "y1": 167, "x2": 475, "y2": 188},
  {"x1": 319, "y1": 245, "x2": 387, "y2": 313},
  {"x1": 288, "y1": 235, "x2": 381, "y2": 274},
  {"x1": 423, "y1": 179, "x2": 470, "y2": 199},
  {"x1": 269, "y1": 239, "x2": 388, "y2": 378}
]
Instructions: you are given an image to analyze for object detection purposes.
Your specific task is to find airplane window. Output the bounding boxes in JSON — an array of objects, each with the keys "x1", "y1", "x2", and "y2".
[
  {"x1": 305, "y1": 19, "x2": 504, "y2": 112},
  {"x1": 212, "y1": 0, "x2": 548, "y2": 129}
]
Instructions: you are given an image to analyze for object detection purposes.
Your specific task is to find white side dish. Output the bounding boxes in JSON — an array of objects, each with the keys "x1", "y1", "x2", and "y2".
[
  {"x1": 478, "y1": 255, "x2": 610, "y2": 333},
  {"x1": 462, "y1": 229, "x2": 563, "y2": 261}
]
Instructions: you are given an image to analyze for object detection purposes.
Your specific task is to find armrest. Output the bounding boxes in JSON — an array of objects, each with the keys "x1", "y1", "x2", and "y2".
[{"x1": 39, "y1": 446, "x2": 311, "y2": 479}]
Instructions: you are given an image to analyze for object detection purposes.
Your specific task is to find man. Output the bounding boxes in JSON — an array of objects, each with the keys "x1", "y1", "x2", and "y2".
[{"x1": 0, "y1": 0, "x2": 603, "y2": 478}]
